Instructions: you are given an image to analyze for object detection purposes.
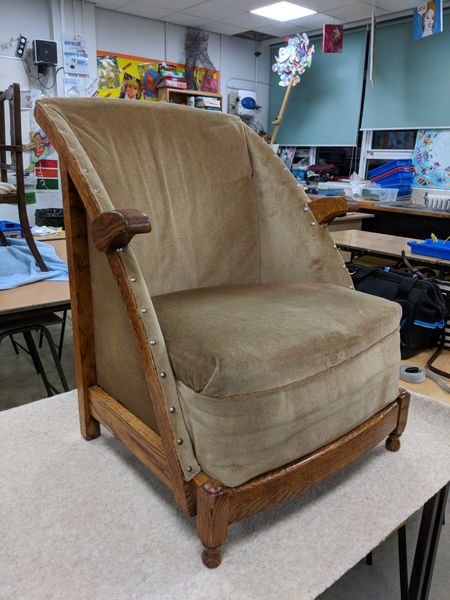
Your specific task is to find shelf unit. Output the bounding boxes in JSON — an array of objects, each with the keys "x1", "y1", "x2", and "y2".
[{"x1": 157, "y1": 87, "x2": 222, "y2": 111}]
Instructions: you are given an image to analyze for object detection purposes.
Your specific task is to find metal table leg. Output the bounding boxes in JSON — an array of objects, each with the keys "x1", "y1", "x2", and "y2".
[{"x1": 409, "y1": 483, "x2": 449, "y2": 600}]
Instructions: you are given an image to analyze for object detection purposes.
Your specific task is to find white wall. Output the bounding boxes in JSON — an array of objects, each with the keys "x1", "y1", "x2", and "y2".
[{"x1": 0, "y1": 0, "x2": 270, "y2": 226}]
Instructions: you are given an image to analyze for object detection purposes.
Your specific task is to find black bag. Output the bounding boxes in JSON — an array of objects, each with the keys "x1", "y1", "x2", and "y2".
[{"x1": 346, "y1": 263, "x2": 448, "y2": 359}]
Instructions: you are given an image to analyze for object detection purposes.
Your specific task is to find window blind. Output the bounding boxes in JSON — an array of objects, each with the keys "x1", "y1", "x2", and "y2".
[
  {"x1": 268, "y1": 30, "x2": 368, "y2": 146},
  {"x1": 361, "y1": 13, "x2": 450, "y2": 130}
]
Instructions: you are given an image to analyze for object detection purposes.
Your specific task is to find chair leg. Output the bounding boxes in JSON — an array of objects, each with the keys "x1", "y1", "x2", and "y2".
[
  {"x1": 39, "y1": 325, "x2": 69, "y2": 392},
  {"x1": 196, "y1": 482, "x2": 230, "y2": 568},
  {"x1": 58, "y1": 309, "x2": 68, "y2": 360},
  {"x1": 386, "y1": 389, "x2": 410, "y2": 452},
  {"x1": 22, "y1": 330, "x2": 54, "y2": 397},
  {"x1": 9, "y1": 335, "x2": 19, "y2": 355}
]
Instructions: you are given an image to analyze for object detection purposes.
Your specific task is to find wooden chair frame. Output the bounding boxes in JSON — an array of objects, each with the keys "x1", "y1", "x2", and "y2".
[{"x1": 60, "y1": 163, "x2": 410, "y2": 567}]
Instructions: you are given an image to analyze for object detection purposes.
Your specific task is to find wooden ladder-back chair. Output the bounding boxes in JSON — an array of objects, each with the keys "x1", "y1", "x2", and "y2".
[
  {"x1": 0, "y1": 83, "x2": 47, "y2": 269},
  {"x1": 36, "y1": 98, "x2": 409, "y2": 568}
]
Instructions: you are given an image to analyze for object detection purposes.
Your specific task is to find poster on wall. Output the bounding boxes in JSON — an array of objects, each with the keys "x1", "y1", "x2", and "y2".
[
  {"x1": 322, "y1": 25, "x2": 344, "y2": 53},
  {"x1": 412, "y1": 130, "x2": 450, "y2": 189},
  {"x1": 413, "y1": 1, "x2": 443, "y2": 40},
  {"x1": 63, "y1": 33, "x2": 89, "y2": 74},
  {"x1": 96, "y1": 50, "x2": 220, "y2": 101}
]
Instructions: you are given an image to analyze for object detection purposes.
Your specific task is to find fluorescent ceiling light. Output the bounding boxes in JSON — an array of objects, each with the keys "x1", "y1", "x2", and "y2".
[{"x1": 251, "y1": 2, "x2": 316, "y2": 22}]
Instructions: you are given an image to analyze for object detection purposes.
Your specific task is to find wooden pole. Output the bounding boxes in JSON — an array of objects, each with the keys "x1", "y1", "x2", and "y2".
[{"x1": 270, "y1": 78, "x2": 294, "y2": 144}]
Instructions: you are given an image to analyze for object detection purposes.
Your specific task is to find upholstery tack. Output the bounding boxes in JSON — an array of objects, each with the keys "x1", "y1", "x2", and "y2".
[
  {"x1": 149, "y1": 339, "x2": 157, "y2": 346},
  {"x1": 177, "y1": 438, "x2": 183, "y2": 445},
  {"x1": 160, "y1": 371, "x2": 167, "y2": 378},
  {"x1": 169, "y1": 406, "x2": 176, "y2": 413},
  {"x1": 140, "y1": 307, "x2": 147, "y2": 313},
  {"x1": 130, "y1": 276, "x2": 136, "y2": 282}
]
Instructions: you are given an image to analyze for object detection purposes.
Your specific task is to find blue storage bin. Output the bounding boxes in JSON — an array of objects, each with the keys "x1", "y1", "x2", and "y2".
[
  {"x1": 368, "y1": 160, "x2": 413, "y2": 180},
  {"x1": 408, "y1": 239, "x2": 450, "y2": 260},
  {"x1": 0, "y1": 220, "x2": 22, "y2": 234}
]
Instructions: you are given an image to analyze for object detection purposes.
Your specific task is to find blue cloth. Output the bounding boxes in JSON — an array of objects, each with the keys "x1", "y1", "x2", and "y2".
[{"x1": 0, "y1": 238, "x2": 69, "y2": 290}]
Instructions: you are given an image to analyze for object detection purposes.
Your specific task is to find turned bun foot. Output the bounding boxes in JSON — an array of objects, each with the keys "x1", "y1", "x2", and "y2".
[
  {"x1": 385, "y1": 434, "x2": 401, "y2": 452},
  {"x1": 202, "y1": 546, "x2": 222, "y2": 568}
]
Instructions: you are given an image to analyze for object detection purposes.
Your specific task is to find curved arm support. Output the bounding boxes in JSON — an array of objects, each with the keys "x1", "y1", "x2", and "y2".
[
  {"x1": 308, "y1": 196, "x2": 350, "y2": 225},
  {"x1": 92, "y1": 209, "x2": 152, "y2": 253}
]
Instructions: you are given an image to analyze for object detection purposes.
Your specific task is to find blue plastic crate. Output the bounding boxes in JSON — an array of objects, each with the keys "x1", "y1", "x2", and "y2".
[
  {"x1": 0, "y1": 220, "x2": 22, "y2": 234},
  {"x1": 368, "y1": 160, "x2": 413, "y2": 180},
  {"x1": 407, "y1": 239, "x2": 450, "y2": 260}
]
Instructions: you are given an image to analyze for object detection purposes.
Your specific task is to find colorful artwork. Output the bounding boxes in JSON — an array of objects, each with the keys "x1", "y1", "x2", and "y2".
[
  {"x1": 272, "y1": 33, "x2": 314, "y2": 87},
  {"x1": 277, "y1": 146, "x2": 296, "y2": 170},
  {"x1": 23, "y1": 129, "x2": 54, "y2": 171},
  {"x1": 412, "y1": 130, "x2": 450, "y2": 189},
  {"x1": 35, "y1": 159, "x2": 59, "y2": 191},
  {"x1": 323, "y1": 25, "x2": 344, "y2": 53},
  {"x1": 97, "y1": 51, "x2": 220, "y2": 100},
  {"x1": 413, "y1": 1, "x2": 443, "y2": 40}
]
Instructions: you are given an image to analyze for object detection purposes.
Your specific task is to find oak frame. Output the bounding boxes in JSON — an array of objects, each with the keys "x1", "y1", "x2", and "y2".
[{"x1": 60, "y1": 165, "x2": 410, "y2": 567}]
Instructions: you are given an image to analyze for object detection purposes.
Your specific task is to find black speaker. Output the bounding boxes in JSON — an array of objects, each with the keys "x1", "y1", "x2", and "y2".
[{"x1": 32, "y1": 39, "x2": 58, "y2": 66}]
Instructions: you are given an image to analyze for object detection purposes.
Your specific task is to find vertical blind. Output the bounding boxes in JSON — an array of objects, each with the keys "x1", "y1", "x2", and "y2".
[
  {"x1": 268, "y1": 29, "x2": 367, "y2": 146},
  {"x1": 361, "y1": 13, "x2": 450, "y2": 130}
]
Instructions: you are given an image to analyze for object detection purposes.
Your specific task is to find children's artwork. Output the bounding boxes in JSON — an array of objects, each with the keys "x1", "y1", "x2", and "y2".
[
  {"x1": 413, "y1": 1, "x2": 443, "y2": 40},
  {"x1": 96, "y1": 51, "x2": 220, "y2": 101},
  {"x1": 23, "y1": 129, "x2": 53, "y2": 166},
  {"x1": 119, "y1": 73, "x2": 143, "y2": 100},
  {"x1": 62, "y1": 33, "x2": 89, "y2": 75},
  {"x1": 412, "y1": 130, "x2": 450, "y2": 189},
  {"x1": 277, "y1": 147, "x2": 296, "y2": 170},
  {"x1": 322, "y1": 25, "x2": 344, "y2": 53}
]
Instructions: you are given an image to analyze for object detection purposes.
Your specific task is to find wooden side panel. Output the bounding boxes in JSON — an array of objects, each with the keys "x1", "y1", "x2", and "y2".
[
  {"x1": 88, "y1": 386, "x2": 172, "y2": 488},
  {"x1": 61, "y1": 168, "x2": 100, "y2": 439}
]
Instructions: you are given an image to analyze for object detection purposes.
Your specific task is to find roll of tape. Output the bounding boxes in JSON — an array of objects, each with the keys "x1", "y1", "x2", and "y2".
[{"x1": 400, "y1": 365, "x2": 450, "y2": 393}]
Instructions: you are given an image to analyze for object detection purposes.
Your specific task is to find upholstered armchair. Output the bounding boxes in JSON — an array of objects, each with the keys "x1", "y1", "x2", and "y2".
[{"x1": 36, "y1": 98, "x2": 409, "y2": 568}]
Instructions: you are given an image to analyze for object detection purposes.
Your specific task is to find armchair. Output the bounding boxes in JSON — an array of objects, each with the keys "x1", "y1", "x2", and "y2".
[{"x1": 36, "y1": 98, "x2": 409, "y2": 568}]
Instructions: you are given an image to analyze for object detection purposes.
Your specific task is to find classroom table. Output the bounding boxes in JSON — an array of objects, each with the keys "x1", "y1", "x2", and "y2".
[
  {"x1": 0, "y1": 237, "x2": 70, "y2": 395},
  {"x1": 331, "y1": 229, "x2": 450, "y2": 277}
]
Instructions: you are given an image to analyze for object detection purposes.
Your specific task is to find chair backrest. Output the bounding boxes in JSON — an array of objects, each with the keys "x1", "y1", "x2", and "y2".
[{"x1": 36, "y1": 98, "x2": 261, "y2": 296}]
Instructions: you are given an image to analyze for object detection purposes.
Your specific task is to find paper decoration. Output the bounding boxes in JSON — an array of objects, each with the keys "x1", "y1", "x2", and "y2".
[
  {"x1": 96, "y1": 51, "x2": 219, "y2": 101},
  {"x1": 323, "y1": 25, "x2": 344, "y2": 53},
  {"x1": 412, "y1": 130, "x2": 450, "y2": 189},
  {"x1": 413, "y1": 1, "x2": 443, "y2": 40},
  {"x1": 23, "y1": 129, "x2": 53, "y2": 165},
  {"x1": 63, "y1": 33, "x2": 89, "y2": 75},
  {"x1": 35, "y1": 159, "x2": 59, "y2": 191},
  {"x1": 272, "y1": 33, "x2": 314, "y2": 87},
  {"x1": 270, "y1": 33, "x2": 314, "y2": 144}
]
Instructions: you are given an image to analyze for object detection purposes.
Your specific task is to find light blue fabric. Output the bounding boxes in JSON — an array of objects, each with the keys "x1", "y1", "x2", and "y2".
[{"x1": 0, "y1": 238, "x2": 68, "y2": 290}]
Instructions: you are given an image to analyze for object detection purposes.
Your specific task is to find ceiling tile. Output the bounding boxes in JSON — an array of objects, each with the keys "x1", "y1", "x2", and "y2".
[
  {"x1": 166, "y1": 12, "x2": 211, "y2": 26},
  {"x1": 327, "y1": 3, "x2": 389, "y2": 21},
  {"x1": 221, "y1": 12, "x2": 278, "y2": 28},
  {"x1": 116, "y1": 1, "x2": 172, "y2": 18},
  {"x1": 213, "y1": 0, "x2": 270, "y2": 11},
  {"x1": 291, "y1": 12, "x2": 343, "y2": 28},
  {"x1": 374, "y1": 0, "x2": 420, "y2": 11},
  {"x1": 95, "y1": 0, "x2": 130, "y2": 9},
  {"x1": 184, "y1": 1, "x2": 245, "y2": 20},
  {"x1": 293, "y1": 0, "x2": 361, "y2": 13},
  {"x1": 201, "y1": 21, "x2": 249, "y2": 35},
  {"x1": 138, "y1": 0, "x2": 205, "y2": 11}
]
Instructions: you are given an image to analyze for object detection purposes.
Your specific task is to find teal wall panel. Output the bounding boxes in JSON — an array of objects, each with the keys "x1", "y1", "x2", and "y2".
[
  {"x1": 269, "y1": 30, "x2": 367, "y2": 146},
  {"x1": 362, "y1": 14, "x2": 450, "y2": 130}
]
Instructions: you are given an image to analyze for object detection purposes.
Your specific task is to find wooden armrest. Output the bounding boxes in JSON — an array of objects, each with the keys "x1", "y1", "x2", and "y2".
[
  {"x1": 92, "y1": 209, "x2": 151, "y2": 253},
  {"x1": 308, "y1": 196, "x2": 349, "y2": 225}
]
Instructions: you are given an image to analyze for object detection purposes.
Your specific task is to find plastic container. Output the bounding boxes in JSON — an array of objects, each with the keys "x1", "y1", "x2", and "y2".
[
  {"x1": 408, "y1": 239, "x2": 450, "y2": 260},
  {"x1": 368, "y1": 160, "x2": 413, "y2": 180},
  {"x1": 0, "y1": 220, "x2": 22, "y2": 235},
  {"x1": 361, "y1": 186, "x2": 399, "y2": 202}
]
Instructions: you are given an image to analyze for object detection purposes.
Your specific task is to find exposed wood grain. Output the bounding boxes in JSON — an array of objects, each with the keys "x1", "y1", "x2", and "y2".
[
  {"x1": 88, "y1": 385, "x2": 171, "y2": 488},
  {"x1": 386, "y1": 389, "x2": 410, "y2": 452},
  {"x1": 309, "y1": 196, "x2": 348, "y2": 225},
  {"x1": 61, "y1": 168, "x2": 100, "y2": 440},
  {"x1": 196, "y1": 481, "x2": 230, "y2": 568},
  {"x1": 92, "y1": 209, "x2": 151, "y2": 254},
  {"x1": 226, "y1": 399, "x2": 400, "y2": 523}
]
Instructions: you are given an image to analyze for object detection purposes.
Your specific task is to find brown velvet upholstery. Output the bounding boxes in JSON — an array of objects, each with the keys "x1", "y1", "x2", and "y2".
[{"x1": 35, "y1": 98, "x2": 402, "y2": 487}]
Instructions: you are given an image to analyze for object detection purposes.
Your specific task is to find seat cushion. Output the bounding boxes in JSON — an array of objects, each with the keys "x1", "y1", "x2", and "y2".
[{"x1": 153, "y1": 283, "x2": 402, "y2": 487}]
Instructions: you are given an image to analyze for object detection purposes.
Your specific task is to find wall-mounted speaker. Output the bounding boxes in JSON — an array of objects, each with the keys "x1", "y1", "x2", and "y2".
[{"x1": 32, "y1": 39, "x2": 58, "y2": 66}]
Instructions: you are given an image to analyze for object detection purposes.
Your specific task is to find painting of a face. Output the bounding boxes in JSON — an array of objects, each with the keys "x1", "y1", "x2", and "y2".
[{"x1": 424, "y1": 8, "x2": 435, "y2": 31}]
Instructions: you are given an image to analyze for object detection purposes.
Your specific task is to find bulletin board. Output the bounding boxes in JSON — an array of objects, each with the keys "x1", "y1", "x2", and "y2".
[{"x1": 96, "y1": 50, "x2": 220, "y2": 100}]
